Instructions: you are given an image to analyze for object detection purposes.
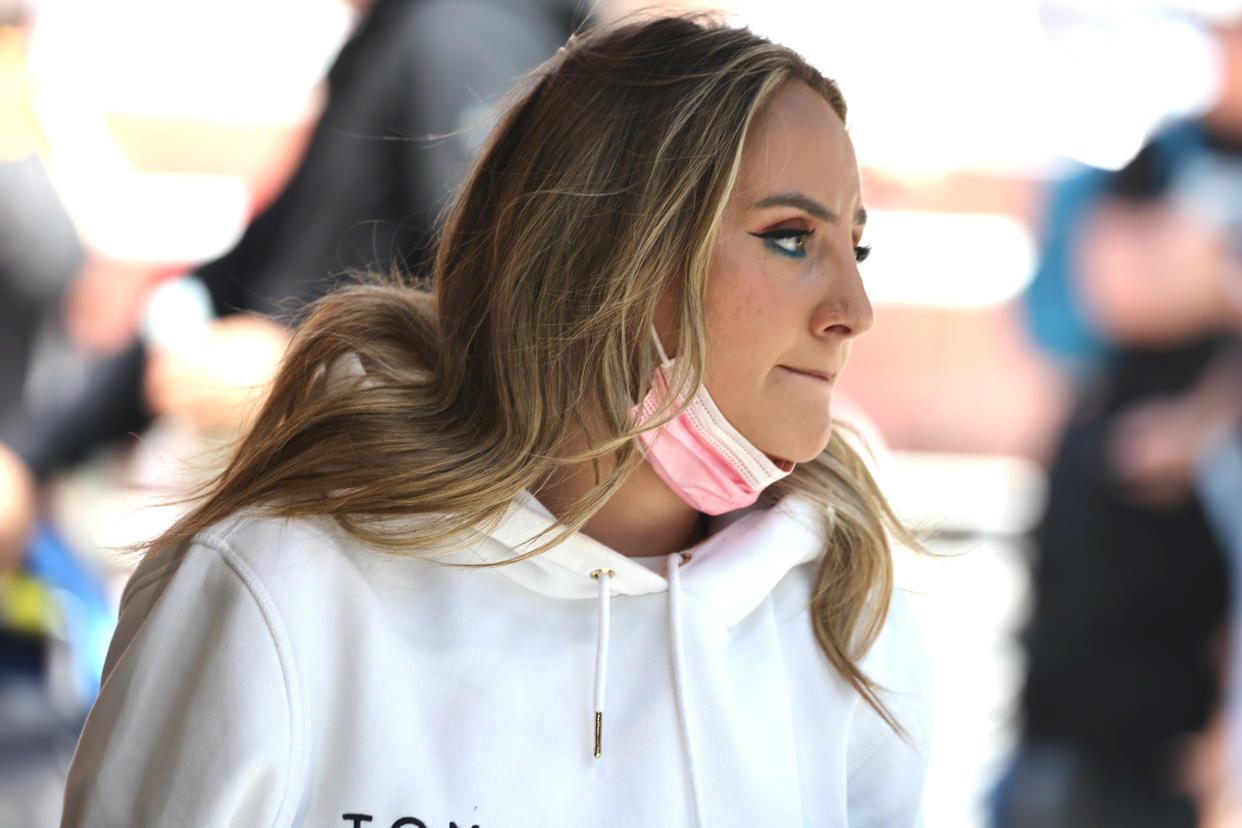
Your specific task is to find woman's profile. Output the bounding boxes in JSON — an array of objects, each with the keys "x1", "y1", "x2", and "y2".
[{"x1": 61, "y1": 14, "x2": 932, "y2": 827}]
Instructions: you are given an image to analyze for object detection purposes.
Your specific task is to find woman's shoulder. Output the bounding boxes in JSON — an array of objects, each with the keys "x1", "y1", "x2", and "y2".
[
  {"x1": 862, "y1": 584, "x2": 931, "y2": 694},
  {"x1": 122, "y1": 511, "x2": 384, "y2": 619},
  {"x1": 71, "y1": 514, "x2": 316, "y2": 826},
  {"x1": 851, "y1": 584, "x2": 934, "y2": 761},
  {"x1": 774, "y1": 558, "x2": 931, "y2": 715},
  {"x1": 841, "y1": 585, "x2": 933, "y2": 821},
  {"x1": 196, "y1": 509, "x2": 355, "y2": 569}
]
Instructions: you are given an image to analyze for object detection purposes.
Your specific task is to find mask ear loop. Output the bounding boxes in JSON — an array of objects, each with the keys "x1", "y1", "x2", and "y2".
[
  {"x1": 650, "y1": 324, "x2": 674, "y2": 368},
  {"x1": 633, "y1": 324, "x2": 677, "y2": 460}
]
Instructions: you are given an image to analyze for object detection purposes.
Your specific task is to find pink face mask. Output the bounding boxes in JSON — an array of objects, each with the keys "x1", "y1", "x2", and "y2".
[{"x1": 634, "y1": 331, "x2": 794, "y2": 515}]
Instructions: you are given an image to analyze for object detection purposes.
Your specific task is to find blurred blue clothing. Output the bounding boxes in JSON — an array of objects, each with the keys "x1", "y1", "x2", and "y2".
[
  {"x1": 1197, "y1": 426, "x2": 1242, "y2": 766},
  {"x1": 990, "y1": 742, "x2": 1195, "y2": 828},
  {"x1": 22, "y1": 524, "x2": 113, "y2": 705},
  {"x1": 1, "y1": 524, "x2": 113, "y2": 706},
  {"x1": 1024, "y1": 164, "x2": 1108, "y2": 367},
  {"x1": 1198, "y1": 428, "x2": 1242, "y2": 560},
  {"x1": 1023, "y1": 121, "x2": 1209, "y2": 373}
]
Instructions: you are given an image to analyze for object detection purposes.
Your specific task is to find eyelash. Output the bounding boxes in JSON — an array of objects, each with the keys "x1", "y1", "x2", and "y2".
[
  {"x1": 750, "y1": 228, "x2": 812, "y2": 258},
  {"x1": 749, "y1": 229, "x2": 872, "y2": 263}
]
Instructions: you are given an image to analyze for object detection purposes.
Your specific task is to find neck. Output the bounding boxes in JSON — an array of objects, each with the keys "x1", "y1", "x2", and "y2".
[{"x1": 534, "y1": 453, "x2": 703, "y2": 558}]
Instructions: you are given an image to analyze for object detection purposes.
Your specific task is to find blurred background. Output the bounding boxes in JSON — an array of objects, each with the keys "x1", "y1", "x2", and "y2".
[{"x1": 2, "y1": 0, "x2": 1242, "y2": 825}]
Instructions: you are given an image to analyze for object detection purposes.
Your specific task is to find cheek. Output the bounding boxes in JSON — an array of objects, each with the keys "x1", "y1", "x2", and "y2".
[
  {"x1": 702, "y1": 248, "x2": 813, "y2": 446},
  {"x1": 703, "y1": 248, "x2": 783, "y2": 359}
]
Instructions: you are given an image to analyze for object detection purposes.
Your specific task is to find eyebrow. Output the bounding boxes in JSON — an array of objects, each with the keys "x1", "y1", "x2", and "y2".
[{"x1": 753, "y1": 192, "x2": 867, "y2": 226}]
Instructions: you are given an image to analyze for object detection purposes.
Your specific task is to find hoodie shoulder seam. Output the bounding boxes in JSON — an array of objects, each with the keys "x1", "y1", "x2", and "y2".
[{"x1": 195, "y1": 532, "x2": 305, "y2": 826}]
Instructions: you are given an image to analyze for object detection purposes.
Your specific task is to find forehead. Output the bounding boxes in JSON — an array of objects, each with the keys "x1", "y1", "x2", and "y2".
[{"x1": 733, "y1": 81, "x2": 860, "y2": 211}]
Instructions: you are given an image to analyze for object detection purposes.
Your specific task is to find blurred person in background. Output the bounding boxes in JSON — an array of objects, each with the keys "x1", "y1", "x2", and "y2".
[
  {"x1": 60, "y1": 16, "x2": 932, "y2": 826},
  {"x1": 0, "y1": 0, "x2": 570, "y2": 562},
  {"x1": 0, "y1": 0, "x2": 83, "y2": 573},
  {"x1": 997, "y1": 13, "x2": 1242, "y2": 828},
  {"x1": 1, "y1": 0, "x2": 568, "y2": 821}
]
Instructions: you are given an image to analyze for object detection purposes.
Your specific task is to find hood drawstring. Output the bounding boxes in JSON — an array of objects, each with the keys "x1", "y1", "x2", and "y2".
[
  {"x1": 589, "y1": 555, "x2": 705, "y2": 828},
  {"x1": 499, "y1": 494, "x2": 823, "y2": 823},
  {"x1": 590, "y1": 568, "x2": 614, "y2": 759},
  {"x1": 667, "y1": 552, "x2": 706, "y2": 828}
]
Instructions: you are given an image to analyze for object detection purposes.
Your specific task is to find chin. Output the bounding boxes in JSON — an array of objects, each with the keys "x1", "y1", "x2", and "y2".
[
  {"x1": 806, "y1": 427, "x2": 838, "y2": 461},
  {"x1": 767, "y1": 431, "x2": 833, "y2": 467},
  {"x1": 790, "y1": 445, "x2": 830, "y2": 465}
]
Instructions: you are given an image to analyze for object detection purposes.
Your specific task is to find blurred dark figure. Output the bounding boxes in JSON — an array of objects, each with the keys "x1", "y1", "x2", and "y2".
[
  {"x1": 998, "y1": 19, "x2": 1242, "y2": 828},
  {"x1": 0, "y1": 159, "x2": 82, "y2": 421},
  {"x1": 0, "y1": 0, "x2": 572, "y2": 557},
  {"x1": 0, "y1": 4, "x2": 83, "y2": 573},
  {"x1": 0, "y1": 157, "x2": 79, "y2": 574}
]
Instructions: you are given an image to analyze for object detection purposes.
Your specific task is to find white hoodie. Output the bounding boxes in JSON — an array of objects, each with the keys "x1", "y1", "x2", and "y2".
[{"x1": 61, "y1": 493, "x2": 931, "y2": 827}]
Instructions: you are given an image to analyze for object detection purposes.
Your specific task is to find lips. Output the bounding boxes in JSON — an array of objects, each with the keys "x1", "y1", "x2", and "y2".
[{"x1": 781, "y1": 366, "x2": 836, "y2": 384}]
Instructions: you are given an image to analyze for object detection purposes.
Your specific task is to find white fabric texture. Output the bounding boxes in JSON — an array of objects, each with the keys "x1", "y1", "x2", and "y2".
[{"x1": 61, "y1": 493, "x2": 932, "y2": 827}]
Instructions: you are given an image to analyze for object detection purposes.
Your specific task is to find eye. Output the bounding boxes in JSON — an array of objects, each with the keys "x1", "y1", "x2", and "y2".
[
  {"x1": 749, "y1": 228, "x2": 813, "y2": 259},
  {"x1": 854, "y1": 244, "x2": 871, "y2": 263}
]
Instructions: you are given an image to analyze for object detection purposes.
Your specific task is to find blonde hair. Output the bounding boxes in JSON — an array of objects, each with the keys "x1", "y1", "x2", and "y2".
[{"x1": 152, "y1": 14, "x2": 916, "y2": 735}]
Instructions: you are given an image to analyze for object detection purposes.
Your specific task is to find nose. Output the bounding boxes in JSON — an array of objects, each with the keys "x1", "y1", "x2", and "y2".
[{"x1": 810, "y1": 257, "x2": 874, "y2": 340}]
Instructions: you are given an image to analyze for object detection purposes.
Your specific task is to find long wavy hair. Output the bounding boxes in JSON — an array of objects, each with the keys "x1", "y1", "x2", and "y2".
[{"x1": 150, "y1": 14, "x2": 917, "y2": 734}]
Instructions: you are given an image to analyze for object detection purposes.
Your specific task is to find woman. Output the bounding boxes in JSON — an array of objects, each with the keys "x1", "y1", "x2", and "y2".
[{"x1": 62, "y1": 15, "x2": 931, "y2": 827}]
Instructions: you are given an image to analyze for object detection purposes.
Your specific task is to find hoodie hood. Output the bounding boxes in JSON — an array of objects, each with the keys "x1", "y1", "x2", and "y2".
[{"x1": 479, "y1": 491, "x2": 829, "y2": 627}]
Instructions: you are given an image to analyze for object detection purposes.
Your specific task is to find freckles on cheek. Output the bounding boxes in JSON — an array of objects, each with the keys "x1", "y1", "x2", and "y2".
[
  {"x1": 713, "y1": 288, "x2": 771, "y2": 334},
  {"x1": 704, "y1": 253, "x2": 777, "y2": 394},
  {"x1": 707, "y1": 254, "x2": 776, "y2": 332}
]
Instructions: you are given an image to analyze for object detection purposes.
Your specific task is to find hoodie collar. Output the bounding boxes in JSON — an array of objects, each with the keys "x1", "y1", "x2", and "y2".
[{"x1": 477, "y1": 491, "x2": 827, "y2": 628}]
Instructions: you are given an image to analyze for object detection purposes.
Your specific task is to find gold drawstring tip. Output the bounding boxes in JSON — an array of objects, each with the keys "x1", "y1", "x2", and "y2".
[{"x1": 593, "y1": 711, "x2": 603, "y2": 758}]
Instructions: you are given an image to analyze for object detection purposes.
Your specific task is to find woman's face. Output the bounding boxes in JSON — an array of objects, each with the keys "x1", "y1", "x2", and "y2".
[{"x1": 698, "y1": 81, "x2": 874, "y2": 465}]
